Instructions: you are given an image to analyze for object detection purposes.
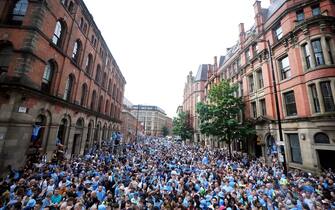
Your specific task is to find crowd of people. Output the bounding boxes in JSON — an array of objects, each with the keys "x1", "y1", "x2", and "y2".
[{"x1": 0, "y1": 138, "x2": 335, "y2": 210}]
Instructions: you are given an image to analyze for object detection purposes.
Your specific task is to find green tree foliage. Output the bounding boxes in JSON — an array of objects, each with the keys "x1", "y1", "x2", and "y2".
[
  {"x1": 197, "y1": 80, "x2": 255, "y2": 158},
  {"x1": 162, "y1": 126, "x2": 169, "y2": 137},
  {"x1": 172, "y1": 111, "x2": 193, "y2": 141}
]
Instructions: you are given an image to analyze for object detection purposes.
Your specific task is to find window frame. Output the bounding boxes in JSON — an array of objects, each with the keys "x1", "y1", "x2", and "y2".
[
  {"x1": 283, "y1": 90, "x2": 297, "y2": 116},
  {"x1": 311, "y1": 39, "x2": 325, "y2": 66},
  {"x1": 278, "y1": 55, "x2": 291, "y2": 80},
  {"x1": 320, "y1": 81, "x2": 335, "y2": 112},
  {"x1": 260, "y1": 99, "x2": 266, "y2": 116},
  {"x1": 296, "y1": 9, "x2": 305, "y2": 23},
  {"x1": 273, "y1": 24, "x2": 283, "y2": 41},
  {"x1": 309, "y1": 84, "x2": 320, "y2": 113},
  {"x1": 287, "y1": 133, "x2": 303, "y2": 164}
]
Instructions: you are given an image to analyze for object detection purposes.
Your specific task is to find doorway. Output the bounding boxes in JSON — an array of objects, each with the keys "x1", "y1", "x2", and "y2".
[{"x1": 318, "y1": 150, "x2": 335, "y2": 171}]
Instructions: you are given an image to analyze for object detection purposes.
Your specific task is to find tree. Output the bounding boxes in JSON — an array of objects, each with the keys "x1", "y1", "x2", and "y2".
[
  {"x1": 162, "y1": 126, "x2": 169, "y2": 137},
  {"x1": 172, "y1": 111, "x2": 193, "y2": 141},
  {"x1": 197, "y1": 80, "x2": 255, "y2": 158}
]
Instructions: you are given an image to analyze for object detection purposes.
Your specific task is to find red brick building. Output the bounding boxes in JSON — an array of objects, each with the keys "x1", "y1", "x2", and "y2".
[
  {"x1": 0, "y1": 0, "x2": 125, "y2": 171},
  {"x1": 206, "y1": 0, "x2": 335, "y2": 172},
  {"x1": 182, "y1": 65, "x2": 209, "y2": 143}
]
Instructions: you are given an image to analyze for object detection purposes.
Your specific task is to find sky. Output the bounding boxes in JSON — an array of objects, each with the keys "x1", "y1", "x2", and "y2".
[{"x1": 83, "y1": 0, "x2": 270, "y2": 118}]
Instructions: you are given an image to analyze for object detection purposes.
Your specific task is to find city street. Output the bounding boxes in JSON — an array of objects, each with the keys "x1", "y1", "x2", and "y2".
[{"x1": 0, "y1": 138, "x2": 334, "y2": 209}]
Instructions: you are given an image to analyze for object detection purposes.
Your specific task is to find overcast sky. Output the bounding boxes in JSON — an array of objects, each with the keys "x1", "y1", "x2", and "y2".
[{"x1": 83, "y1": 0, "x2": 270, "y2": 118}]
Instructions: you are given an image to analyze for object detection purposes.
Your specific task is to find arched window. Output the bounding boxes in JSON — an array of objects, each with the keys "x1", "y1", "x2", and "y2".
[
  {"x1": 68, "y1": 1, "x2": 74, "y2": 13},
  {"x1": 85, "y1": 54, "x2": 93, "y2": 74},
  {"x1": 52, "y1": 20, "x2": 66, "y2": 48},
  {"x1": 61, "y1": 0, "x2": 69, "y2": 7},
  {"x1": 108, "y1": 79, "x2": 112, "y2": 94},
  {"x1": 79, "y1": 18, "x2": 83, "y2": 29},
  {"x1": 111, "y1": 103, "x2": 114, "y2": 117},
  {"x1": 72, "y1": 40, "x2": 81, "y2": 62},
  {"x1": 98, "y1": 96, "x2": 104, "y2": 113},
  {"x1": 83, "y1": 23, "x2": 87, "y2": 33},
  {"x1": 105, "y1": 100, "x2": 109, "y2": 114},
  {"x1": 63, "y1": 75, "x2": 74, "y2": 102},
  {"x1": 314, "y1": 132, "x2": 330, "y2": 144},
  {"x1": 41, "y1": 60, "x2": 55, "y2": 93},
  {"x1": 102, "y1": 72, "x2": 107, "y2": 87},
  {"x1": 95, "y1": 65, "x2": 101, "y2": 83},
  {"x1": 0, "y1": 43, "x2": 13, "y2": 75},
  {"x1": 112, "y1": 84, "x2": 116, "y2": 98},
  {"x1": 10, "y1": 0, "x2": 28, "y2": 24},
  {"x1": 90, "y1": 90, "x2": 96, "y2": 110},
  {"x1": 80, "y1": 83, "x2": 87, "y2": 106}
]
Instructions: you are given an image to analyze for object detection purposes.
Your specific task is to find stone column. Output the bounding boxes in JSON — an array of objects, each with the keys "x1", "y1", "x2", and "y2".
[
  {"x1": 65, "y1": 125, "x2": 76, "y2": 158},
  {"x1": 307, "y1": 39, "x2": 316, "y2": 68},
  {"x1": 321, "y1": 36, "x2": 332, "y2": 65},
  {"x1": 79, "y1": 127, "x2": 88, "y2": 155},
  {"x1": 45, "y1": 125, "x2": 59, "y2": 160},
  {"x1": 315, "y1": 82, "x2": 325, "y2": 113}
]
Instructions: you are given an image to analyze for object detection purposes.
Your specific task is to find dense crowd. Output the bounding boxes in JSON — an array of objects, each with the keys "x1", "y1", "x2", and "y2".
[{"x1": 0, "y1": 138, "x2": 335, "y2": 210}]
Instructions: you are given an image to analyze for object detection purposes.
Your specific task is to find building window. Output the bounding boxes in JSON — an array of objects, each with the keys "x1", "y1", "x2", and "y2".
[
  {"x1": 68, "y1": 1, "x2": 74, "y2": 13},
  {"x1": 108, "y1": 79, "x2": 112, "y2": 94},
  {"x1": 284, "y1": 91, "x2": 297, "y2": 116},
  {"x1": 239, "y1": 81, "x2": 243, "y2": 97},
  {"x1": 0, "y1": 44, "x2": 13, "y2": 75},
  {"x1": 314, "y1": 132, "x2": 330, "y2": 144},
  {"x1": 248, "y1": 75, "x2": 254, "y2": 93},
  {"x1": 252, "y1": 44, "x2": 258, "y2": 57},
  {"x1": 79, "y1": 17, "x2": 83, "y2": 29},
  {"x1": 311, "y1": 39, "x2": 325, "y2": 66},
  {"x1": 288, "y1": 133, "x2": 302, "y2": 164},
  {"x1": 256, "y1": 69, "x2": 263, "y2": 89},
  {"x1": 273, "y1": 24, "x2": 283, "y2": 41},
  {"x1": 61, "y1": 0, "x2": 69, "y2": 6},
  {"x1": 260, "y1": 99, "x2": 266, "y2": 116},
  {"x1": 80, "y1": 83, "x2": 87, "y2": 106},
  {"x1": 105, "y1": 100, "x2": 109, "y2": 114},
  {"x1": 251, "y1": 101, "x2": 257, "y2": 118},
  {"x1": 71, "y1": 40, "x2": 81, "y2": 62},
  {"x1": 112, "y1": 84, "x2": 116, "y2": 99},
  {"x1": 52, "y1": 21, "x2": 66, "y2": 48},
  {"x1": 309, "y1": 84, "x2": 320, "y2": 113},
  {"x1": 85, "y1": 54, "x2": 93, "y2": 74},
  {"x1": 102, "y1": 72, "x2": 107, "y2": 88},
  {"x1": 41, "y1": 61, "x2": 55, "y2": 93},
  {"x1": 296, "y1": 9, "x2": 304, "y2": 23},
  {"x1": 9, "y1": 0, "x2": 28, "y2": 24},
  {"x1": 98, "y1": 96, "x2": 103, "y2": 113},
  {"x1": 63, "y1": 75, "x2": 74, "y2": 102},
  {"x1": 320, "y1": 81, "x2": 335, "y2": 112},
  {"x1": 312, "y1": 5, "x2": 321, "y2": 16},
  {"x1": 302, "y1": 43, "x2": 312, "y2": 69},
  {"x1": 90, "y1": 91, "x2": 97, "y2": 110},
  {"x1": 326, "y1": 38, "x2": 334, "y2": 64},
  {"x1": 245, "y1": 49, "x2": 251, "y2": 62},
  {"x1": 95, "y1": 65, "x2": 101, "y2": 83},
  {"x1": 278, "y1": 56, "x2": 291, "y2": 80}
]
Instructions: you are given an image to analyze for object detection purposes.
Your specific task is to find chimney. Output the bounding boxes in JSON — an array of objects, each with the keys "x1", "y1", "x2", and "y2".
[
  {"x1": 253, "y1": 1, "x2": 264, "y2": 34},
  {"x1": 214, "y1": 56, "x2": 218, "y2": 72},
  {"x1": 208, "y1": 65, "x2": 213, "y2": 79},
  {"x1": 239, "y1": 23, "x2": 246, "y2": 44}
]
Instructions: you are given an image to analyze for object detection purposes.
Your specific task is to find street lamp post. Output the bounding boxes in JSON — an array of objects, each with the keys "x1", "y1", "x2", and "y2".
[{"x1": 260, "y1": 39, "x2": 288, "y2": 176}]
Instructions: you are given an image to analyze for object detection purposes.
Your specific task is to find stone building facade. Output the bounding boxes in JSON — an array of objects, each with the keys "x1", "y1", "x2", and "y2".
[
  {"x1": 206, "y1": 0, "x2": 335, "y2": 172},
  {"x1": 182, "y1": 64, "x2": 209, "y2": 143},
  {"x1": 131, "y1": 105, "x2": 170, "y2": 137},
  {"x1": 121, "y1": 98, "x2": 138, "y2": 144},
  {"x1": 0, "y1": 0, "x2": 126, "y2": 171}
]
